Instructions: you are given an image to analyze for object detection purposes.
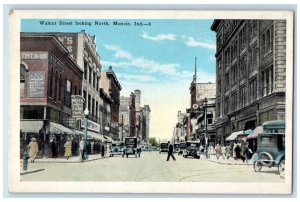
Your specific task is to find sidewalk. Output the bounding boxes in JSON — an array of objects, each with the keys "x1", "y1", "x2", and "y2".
[
  {"x1": 20, "y1": 154, "x2": 105, "y2": 174},
  {"x1": 201, "y1": 154, "x2": 253, "y2": 165}
]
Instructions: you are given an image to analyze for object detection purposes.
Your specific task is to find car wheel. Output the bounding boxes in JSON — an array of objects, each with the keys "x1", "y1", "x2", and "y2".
[
  {"x1": 253, "y1": 160, "x2": 262, "y2": 172},
  {"x1": 278, "y1": 159, "x2": 285, "y2": 178},
  {"x1": 196, "y1": 156, "x2": 200, "y2": 159}
]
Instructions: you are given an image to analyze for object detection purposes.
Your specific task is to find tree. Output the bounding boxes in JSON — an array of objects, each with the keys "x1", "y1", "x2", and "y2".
[{"x1": 149, "y1": 137, "x2": 159, "y2": 147}]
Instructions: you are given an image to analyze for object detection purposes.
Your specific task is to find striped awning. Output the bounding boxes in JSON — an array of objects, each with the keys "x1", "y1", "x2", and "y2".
[
  {"x1": 104, "y1": 135, "x2": 114, "y2": 143},
  {"x1": 247, "y1": 126, "x2": 263, "y2": 139},
  {"x1": 226, "y1": 130, "x2": 244, "y2": 141},
  {"x1": 48, "y1": 122, "x2": 73, "y2": 134},
  {"x1": 87, "y1": 131, "x2": 105, "y2": 141}
]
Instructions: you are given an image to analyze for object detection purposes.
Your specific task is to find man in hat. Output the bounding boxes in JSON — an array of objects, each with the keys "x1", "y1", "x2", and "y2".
[{"x1": 27, "y1": 138, "x2": 39, "y2": 163}]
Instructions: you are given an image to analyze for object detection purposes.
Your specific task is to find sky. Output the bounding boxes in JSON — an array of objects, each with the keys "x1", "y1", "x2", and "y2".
[{"x1": 21, "y1": 19, "x2": 216, "y2": 140}]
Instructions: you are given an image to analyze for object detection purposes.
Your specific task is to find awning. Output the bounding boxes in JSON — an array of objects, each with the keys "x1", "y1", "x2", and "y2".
[
  {"x1": 104, "y1": 135, "x2": 114, "y2": 143},
  {"x1": 243, "y1": 129, "x2": 253, "y2": 135},
  {"x1": 226, "y1": 130, "x2": 244, "y2": 141},
  {"x1": 73, "y1": 129, "x2": 85, "y2": 136},
  {"x1": 20, "y1": 120, "x2": 43, "y2": 133},
  {"x1": 87, "y1": 131, "x2": 105, "y2": 141},
  {"x1": 48, "y1": 122, "x2": 73, "y2": 134},
  {"x1": 247, "y1": 126, "x2": 263, "y2": 139}
]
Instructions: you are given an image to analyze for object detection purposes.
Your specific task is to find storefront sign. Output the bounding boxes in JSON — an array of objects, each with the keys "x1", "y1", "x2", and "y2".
[
  {"x1": 54, "y1": 34, "x2": 78, "y2": 61},
  {"x1": 21, "y1": 52, "x2": 48, "y2": 60},
  {"x1": 29, "y1": 71, "x2": 45, "y2": 98},
  {"x1": 71, "y1": 95, "x2": 85, "y2": 119},
  {"x1": 81, "y1": 119, "x2": 100, "y2": 133}
]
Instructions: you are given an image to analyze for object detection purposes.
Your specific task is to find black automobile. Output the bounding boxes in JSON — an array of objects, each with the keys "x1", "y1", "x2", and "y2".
[
  {"x1": 111, "y1": 142, "x2": 124, "y2": 157},
  {"x1": 183, "y1": 141, "x2": 200, "y2": 159},
  {"x1": 159, "y1": 143, "x2": 169, "y2": 154},
  {"x1": 123, "y1": 137, "x2": 139, "y2": 158},
  {"x1": 179, "y1": 142, "x2": 186, "y2": 155},
  {"x1": 174, "y1": 143, "x2": 180, "y2": 153}
]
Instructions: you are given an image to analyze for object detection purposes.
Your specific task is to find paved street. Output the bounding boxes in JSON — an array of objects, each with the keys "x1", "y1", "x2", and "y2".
[{"x1": 20, "y1": 152, "x2": 284, "y2": 182}]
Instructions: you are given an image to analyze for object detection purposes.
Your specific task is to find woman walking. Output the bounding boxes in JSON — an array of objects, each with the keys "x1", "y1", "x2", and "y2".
[
  {"x1": 64, "y1": 138, "x2": 72, "y2": 160},
  {"x1": 28, "y1": 138, "x2": 39, "y2": 163}
]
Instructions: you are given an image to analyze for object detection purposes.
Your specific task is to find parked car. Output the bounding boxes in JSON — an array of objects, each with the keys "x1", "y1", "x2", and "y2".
[
  {"x1": 183, "y1": 141, "x2": 200, "y2": 159},
  {"x1": 252, "y1": 120, "x2": 285, "y2": 178},
  {"x1": 123, "y1": 137, "x2": 139, "y2": 158},
  {"x1": 111, "y1": 142, "x2": 124, "y2": 157},
  {"x1": 159, "y1": 142, "x2": 169, "y2": 154},
  {"x1": 174, "y1": 143, "x2": 180, "y2": 153},
  {"x1": 179, "y1": 142, "x2": 186, "y2": 155}
]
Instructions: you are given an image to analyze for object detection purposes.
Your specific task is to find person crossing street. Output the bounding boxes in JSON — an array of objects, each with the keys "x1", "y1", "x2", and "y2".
[{"x1": 166, "y1": 141, "x2": 176, "y2": 161}]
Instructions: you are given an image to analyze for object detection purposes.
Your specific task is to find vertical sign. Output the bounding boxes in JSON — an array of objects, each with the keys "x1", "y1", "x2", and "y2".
[
  {"x1": 71, "y1": 95, "x2": 85, "y2": 119},
  {"x1": 29, "y1": 71, "x2": 45, "y2": 98},
  {"x1": 55, "y1": 34, "x2": 78, "y2": 61}
]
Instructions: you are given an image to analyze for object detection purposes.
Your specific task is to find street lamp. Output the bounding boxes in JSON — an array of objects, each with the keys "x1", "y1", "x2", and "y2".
[
  {"x1": 203, "y1": 97, "x2": 208, "y2": 159},
  {"x1": 84, "y1": 108, "x2": 89, "y2": 160}
]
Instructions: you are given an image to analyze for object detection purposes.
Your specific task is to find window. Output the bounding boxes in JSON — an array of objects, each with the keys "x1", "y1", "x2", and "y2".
[
  {"x1": 66, "y1": 80, "x2": 71, "y2": 93},
  {"x1": 84, "y1": 61, "x2": 88, "y2": 80},
  {"x1": 64, "y1": 79, "x2": 72, "y2": 107},
  {"x1": 224, "y1": 96, "x2": 229, "y2": 115},
  {"x1": 20, "y1": 64, "x2": 26, "y2": 97},
  {"x1": 95, "y1": 76, "x2": 98, "y2": 91},
  {"x1": 217, "y1": 79, "x2": 221, "y2": 93},
  {"x1": 217, "y1": 57, "x2": 222, "y2": 73},
  {"x1": 240, "y1": 55, "x2": 247, "y2": 78},
  {"x1": 207, "y1": 114, "x2": 213, "y2": 125},
  {"x1": 231, "y1": 92, "x2": 237, "y2": 112},
  {"x1": 249, "y1": 78, "x2": 257, "y2": 103},
  {"x1": 262, "y1": 27, "x2": 273, "y2": 55},
  {"x1": 49, "y1": 65, "x2": 53, "y2": 98},
  {"x1": 250, "y1": 20, "x2": 257, "y2": 38},
  {"x1": 239, "y1": 85, "x2": 246, "y2": 108},
  {"x1": 93, "y1": 72, "x2": 96, "y2": 88},
  {"x1": 74, "y1": 86, "x2": 77, "y2": 95},
  {"x1": 96, "y1": 101, "x2": 98, "y2": 120},
  {"x1": 239, "y1": 26, "x2": 246, "y2": 49},
  {"x1": 225, "y1": 73, "x2": 230, "y2": 90},
  {"x1": 58, "y1": 76, "x2": 62, "y2": 101},
  {"x1": 217, "y1": 101, "x2": 221, "y2": 117},
  {"x1": 83, "y1": 90, "x2": 87, "y2": 109},
  {"x1": 231, "y1": 65, "x2": 237, "y2": 84},
  {"x1": 88, "y1": 94, "x2": 91, "y2": 113},
  {"x1": 92, "y1": 98, "x2": 95, "y2": 117},
  {"x1": 263, "y1": 66, "x2": 274, "y2": 96},
  {"x1": 89, "y1": 67, "x2": 92, "y2": 84},
  {"x1": 54, "y1": 72, "x2": 58, "y2": 101}
]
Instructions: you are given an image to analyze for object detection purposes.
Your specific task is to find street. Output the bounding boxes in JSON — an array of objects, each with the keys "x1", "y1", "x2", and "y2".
[{"x1": 20, "y1": 152, "x2": 284, "y2": 182}]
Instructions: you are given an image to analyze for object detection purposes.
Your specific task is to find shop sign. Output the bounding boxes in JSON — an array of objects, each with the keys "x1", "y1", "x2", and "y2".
[{"x1": 29, "y1": 71, "x2": 45, "y2": 98}]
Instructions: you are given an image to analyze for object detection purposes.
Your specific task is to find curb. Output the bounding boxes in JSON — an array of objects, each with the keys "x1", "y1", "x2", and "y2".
[
  {"x1": 20, "y1": 168, "x2": 45, "y2": 175},
  {"x1": 206, "y1": 159, "x2": 252, "y2": 165}
]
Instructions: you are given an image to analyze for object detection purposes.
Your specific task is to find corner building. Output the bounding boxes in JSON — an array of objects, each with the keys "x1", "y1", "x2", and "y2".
[{"x1": 211, "y1": 20, "x2": 286, "y2": 145}]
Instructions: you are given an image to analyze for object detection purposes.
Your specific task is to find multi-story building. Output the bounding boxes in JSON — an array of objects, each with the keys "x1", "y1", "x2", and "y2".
[
  {"x1": 134, "y1": 90, "x2": 142, "y2": 143},
  {"x1": 20, "y1": 33, "x2": 83, "y2": 157},
  {"x1": 211, "y1": 20, "x2": 286, "y2": 145},
  {"x1": 119, "y1": 93, "x2": 136, "y2": 140},
  {"x1": 141, "y1": 105, "x2": 151, "y2": 144},
  {"x1": 173, "y1": 110, "x2": 187, "y2": 143},
  {"x1": 49, "y1": 31, "x2": 103, "y2": 140},
  {"x1": 188, "y1": 79, "x2": 216, "y2": 141},
  {"x1": 100, "y1": 66, "x2": 122, "y2": 141}
]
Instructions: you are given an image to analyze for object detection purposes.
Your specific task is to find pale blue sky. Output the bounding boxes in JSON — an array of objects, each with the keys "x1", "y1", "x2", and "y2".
[{"x1": 21, "y1": 19, "x2": 216, "y2": 140}]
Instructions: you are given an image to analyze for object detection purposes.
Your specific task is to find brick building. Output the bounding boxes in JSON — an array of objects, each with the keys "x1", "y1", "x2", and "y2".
[
  {"x1": 119, "y1": 93, "x2": 136, "y2": 140},
  {"x1": 211, "y1": 20, "x2": 286, "y2": 145},
  {"x1": 20, "y1": 33, "x2": 83, "y2": 157},
  {"x1": 100, "y1": 66, "x2": 122, "y2": 141}
]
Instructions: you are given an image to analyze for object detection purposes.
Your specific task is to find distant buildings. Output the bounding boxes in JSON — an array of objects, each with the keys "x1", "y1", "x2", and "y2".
[{"x1": 211, "y1": 20, "x2": 286, "y2": 145}]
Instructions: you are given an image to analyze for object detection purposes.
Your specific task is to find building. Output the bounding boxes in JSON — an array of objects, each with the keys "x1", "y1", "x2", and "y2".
[
  {"x1": 119, "y1": 93, "x2": 136, "y2": 141},
  {"x1": 211, "y1": 20, "x2": 286, "y2": 145},
  {"x1": 49, "y1": 31, "x2": 103, "y2": 141},
  {"x1": 173, "y1": 110, "x2": 187, "y2": 143},
  {"x1": 20, "y1": 33, "x2": 83, "y2": 157},
  {"x1": 100, "y1": 66, "x2": 122, "y2": 141},
  {"x1": 141, "y1": 105, "x2": 151, "y2": 144},
  {"x1": 188, "y1": 77, "x2": 216, "y2": 141},
  {"x1": 134, "y1": 90, "x2": 142, "y2": 143}
]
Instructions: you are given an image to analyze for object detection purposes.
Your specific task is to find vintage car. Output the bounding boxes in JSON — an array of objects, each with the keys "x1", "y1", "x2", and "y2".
[
  {"x1": 174, "y1": 143, "x2": 180, "y2": 153},
  {"x1": 110, "y1": 142, "x2": 124, "y2": 157},
  {"x1": 252, "y1": 120, "x2": 285, "y2": 178},
  {"x1": 123, "y1": 137, "x2": 139, "y2": 158},
  {"x1": 182, "y1": 141, "x2": 200, "y2": 159},
  {"x1": 159, "y1": 142, "x2": 169, "y2": 154},
  {"x1": 179, "y1": 142, "x2": 186, "y2": 155}
]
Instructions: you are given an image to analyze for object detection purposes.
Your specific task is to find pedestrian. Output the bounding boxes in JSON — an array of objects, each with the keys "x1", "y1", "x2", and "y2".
[
  {"x1": 27, "y1": 137, "x2": 39, "y2": 163},
  {"x1": 234, "y1": 143, "x2": 242, "y2": 160},
  {"x1": 208, "y1": 145, "x2": 213, "y2": 159},
  {"x1": 64, "y1": 138, "x2": 72, "y2": 160},
  {"x1": 221, "y1": 144, "x2": 226, "y2": 160},
  {"x1": 106, "y1": 143, "x2": 111, "y2": 157},
  {"x1": 225, "y1": 143, "x2": 231, "y2": 160},
  {"x1": 79, "y1": 137, "x2": 84, "y2": 161},
  {"x1": 215, "y1": 144, "x2": 221, "y2": 159},
  {"x1": 242, "y1": 143, "x2": 252, "y2": 163},
  {"x1": 51, "y1": 138, "x2": 57, "y2": 158},
  {"x1": 233, "y1": 143, "x2": 237, "y2": 160},
  {"x1": 166, "y1": 141, "x2": 176, "y2": 161},
  {"x1": 137, "y1": 146, "x2": 142, "y2": 157}
]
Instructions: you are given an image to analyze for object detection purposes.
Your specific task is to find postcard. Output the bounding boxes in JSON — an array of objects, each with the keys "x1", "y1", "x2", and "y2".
[{"x1": 8, "y1": 10, "x2": 293, "y2": 194}]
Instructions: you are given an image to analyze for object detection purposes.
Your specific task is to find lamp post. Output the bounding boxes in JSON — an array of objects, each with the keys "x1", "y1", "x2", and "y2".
[
  {"x1": 84, "y1": 108, "x2": 89, "y2": 160},
  {"x1": 203, "y1": 97, "x2": 208, "y2": 159}
]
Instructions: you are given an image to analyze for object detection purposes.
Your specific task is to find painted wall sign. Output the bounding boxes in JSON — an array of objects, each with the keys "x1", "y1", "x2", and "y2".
[{"x1": 28, "y1": 71, "x2": 45, "y2": 98}]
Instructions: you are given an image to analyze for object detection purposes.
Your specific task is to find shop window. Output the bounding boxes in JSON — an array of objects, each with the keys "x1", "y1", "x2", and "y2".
[{"x1": 20, "y1": 64, "x2": 26, "y2": 97}]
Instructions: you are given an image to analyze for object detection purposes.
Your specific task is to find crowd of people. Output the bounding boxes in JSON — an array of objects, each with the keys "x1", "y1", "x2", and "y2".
[{"x1": 205, "y1": 142, "x2": 253, "y2": 163}]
